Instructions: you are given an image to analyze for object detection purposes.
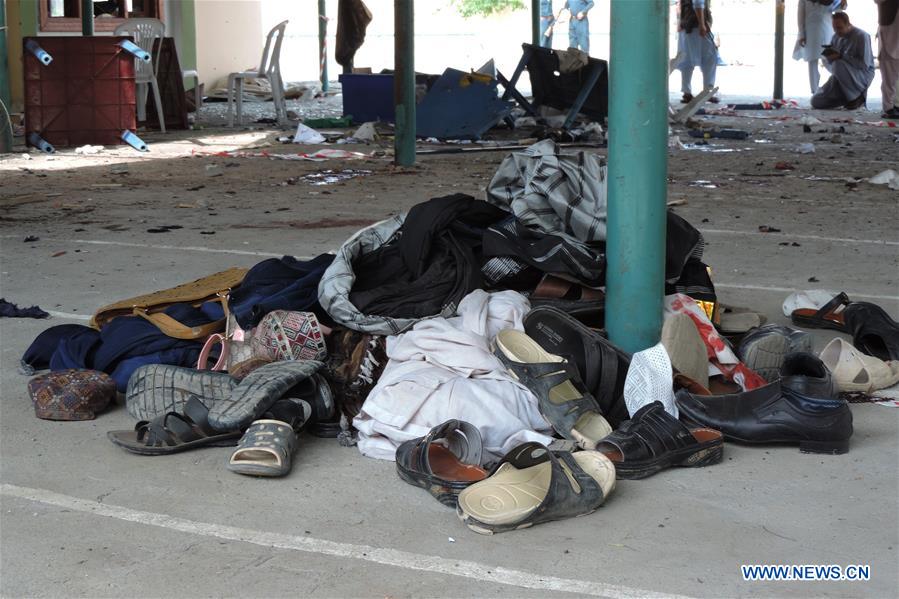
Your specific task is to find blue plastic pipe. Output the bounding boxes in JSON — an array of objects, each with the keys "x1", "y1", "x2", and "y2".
[
  {"x1": 25, "y1": 40, "x2": 53, "y2": 66},
  {"x1": 118, "y1": 40, "x2": 151, "y2": 62},
  {"x1": 606, "y1": 0, "x2": 669, "y2": 353}
]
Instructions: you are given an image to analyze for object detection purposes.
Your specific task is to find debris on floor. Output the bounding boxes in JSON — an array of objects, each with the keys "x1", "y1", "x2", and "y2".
[{"x1": 0, "y1": 299, "x2": 50, "y2": 319}]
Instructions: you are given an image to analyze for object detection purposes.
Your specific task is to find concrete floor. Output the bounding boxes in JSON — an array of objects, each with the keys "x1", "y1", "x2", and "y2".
[{"x1": 1, "y1": 108, "x2": 898, "y2": 598}]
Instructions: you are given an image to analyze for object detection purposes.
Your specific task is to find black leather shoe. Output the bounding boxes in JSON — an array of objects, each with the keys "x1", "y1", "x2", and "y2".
[
  {"x1": 780, "y1": 352, "x2": 838, "y2": 399},
  {"x1": 843, "y1": 302, "x2": 899, "y2": 361},
  {"x1": 674, "y1": 372, "x2": 852, "y2": 455}
]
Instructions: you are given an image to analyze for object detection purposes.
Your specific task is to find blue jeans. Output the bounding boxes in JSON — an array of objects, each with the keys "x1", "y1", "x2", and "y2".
[
  {"x1": 568, "y1": 18, "x2": 589, "y2": 53},
  {"x1": 540, "y1": 18, "x2": 553, "y2": 48}
]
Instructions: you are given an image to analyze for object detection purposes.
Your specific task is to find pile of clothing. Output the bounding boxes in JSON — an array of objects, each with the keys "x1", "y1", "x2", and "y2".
[{"x1": 20, "y1": 140, "x2": 899, "y2": 535}]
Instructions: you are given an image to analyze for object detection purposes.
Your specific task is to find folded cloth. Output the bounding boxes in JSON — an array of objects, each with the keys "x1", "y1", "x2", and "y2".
[{"x1": 353, "y1": 290, "x2": 554, "y2": 461}]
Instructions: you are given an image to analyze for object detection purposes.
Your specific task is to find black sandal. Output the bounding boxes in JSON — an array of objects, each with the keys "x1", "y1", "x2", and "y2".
[
  {"x1": 108, "y1": 395, "x2": 242, "y2": 455},
  {"x1": 395, "y1": 420, "x2": 487, "y2": 507},
  {"x1": 457, "y1": 442, "x2": 616, "y2": 535},
  {"x1": 790, "y1": 292, "x2": 851, "y2": 332},
  {"x1": 595, "y1": 402, "x2": 723, "y2": 480},
  {"x1": 524, "y1": 306, "x2": 631, "y2": 427},
  {"x1": 493, "y1": 329, "x2": 612, "y2": 447},
  {"x1": 844, "y1": 302, "x2": 899, "y2": 361}
]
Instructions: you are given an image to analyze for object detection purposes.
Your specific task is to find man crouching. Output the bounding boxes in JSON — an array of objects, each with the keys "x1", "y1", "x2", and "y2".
[{"x1": 811, "y1": 11, "x2": 876, "y2": 109}]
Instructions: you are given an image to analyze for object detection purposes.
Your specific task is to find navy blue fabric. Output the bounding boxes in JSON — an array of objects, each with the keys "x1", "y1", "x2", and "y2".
[
  {"x1": 228, "y1": 253, "x2": 335, "y2": 329},
  {"x1": 22, "y1": 255, "x2": 333, "y2": 391},
  {"x1": 24, "y1": 306, "x2": 210, "y2": 392},
  {"x1": 22, "y1": 324, "x2": 96, "y2": 371}
]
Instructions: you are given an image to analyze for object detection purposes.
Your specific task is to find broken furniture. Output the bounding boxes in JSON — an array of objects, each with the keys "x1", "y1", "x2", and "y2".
[
  {"x1": 23, "y1": 36, "x2": 142, "y2": 150},
  {"x1": 227, "y1": 20, "x2": 289, "y2": 127},
  {"x1": 114, "y1": 18, "x2": 166, "y2": 132},
  {"x1": 338, "y1": 73, "x2": 395, "y2": 123},
  {"x1": 416, "y1": 69, "x2": 513, "y2": 140},
  {"x1": 498, "y1": 43, "x2": 608, "y2": 131},
  {"x1": 143, "y1": 38, "x2": 190, "y2": 131}
]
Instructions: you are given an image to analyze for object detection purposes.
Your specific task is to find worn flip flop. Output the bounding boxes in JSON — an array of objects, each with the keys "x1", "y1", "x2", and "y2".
[
  {"x1": 395, "y1": 420, "x2": 487, "y2": 507},
  {"x1": 523, "y1": 306, "x2": 630, "y2": 427},
  {"x1": 790, "y1": 292, "x2": 851, "y2": 332},
  {"x1": 595, "y1": 401, "x2": 723, "y2": 480},
  {"x1": 457, "y1": 442, "x2": 616, "y2": 535},
  {"x1": 228, "y1": 400, "x2": 311, "y2": 477},
  {"x1": 108, "y1": 395, "x2": 242, "y2": 456},
  {"x1": 494, "y1": 329, "x2": 612, "y2": 447}
]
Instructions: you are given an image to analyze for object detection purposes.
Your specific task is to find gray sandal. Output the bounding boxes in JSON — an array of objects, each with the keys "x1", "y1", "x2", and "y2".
[{"x1": 228, "y1": 400, "x2": 311, "y2": 477}]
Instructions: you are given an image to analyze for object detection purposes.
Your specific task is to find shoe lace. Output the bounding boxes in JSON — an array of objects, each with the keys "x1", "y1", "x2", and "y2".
[{"x1": 354, "y1": 338, "x2": 382, "y2": 387}]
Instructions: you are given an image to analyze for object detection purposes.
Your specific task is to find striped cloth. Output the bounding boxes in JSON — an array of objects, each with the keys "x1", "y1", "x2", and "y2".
[{"x1": 486, "y1": 139, "x2": 608, "y2": 245}]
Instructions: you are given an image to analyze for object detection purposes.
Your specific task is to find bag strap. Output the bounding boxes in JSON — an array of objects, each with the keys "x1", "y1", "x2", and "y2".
[{"x1": 134, "y1": 294, "x2": 231, "y2": 341}]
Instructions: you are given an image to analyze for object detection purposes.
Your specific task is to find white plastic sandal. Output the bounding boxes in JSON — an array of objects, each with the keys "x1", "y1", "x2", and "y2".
[{"x1": 819, "y1": 338, "x2": 899, "y2": 393}]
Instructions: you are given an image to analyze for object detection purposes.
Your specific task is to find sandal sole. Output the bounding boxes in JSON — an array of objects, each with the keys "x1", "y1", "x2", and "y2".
[
  {"x1": 611, "y1": 442, "x2": 724, "y2": 480},
  {"x1": 107, "y1": 430, "x2": 241, "y2": 456},
  {"x1": 739, "y1": 333, "x2": 790, "y2": 383},
  {"x1": 125, "y1": 364, "x2": 238, "y2": 421}
]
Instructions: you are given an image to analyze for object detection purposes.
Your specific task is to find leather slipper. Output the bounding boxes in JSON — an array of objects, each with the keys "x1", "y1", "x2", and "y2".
[
  {"x1": 523, "y1": 306, "x2": 630, "y2": 427},
  {"x1": 395, "y1": 420, "x2": 487, "y2": 507}
]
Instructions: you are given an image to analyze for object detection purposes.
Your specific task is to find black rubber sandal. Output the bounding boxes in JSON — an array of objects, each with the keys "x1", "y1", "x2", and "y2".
[
  {"x1": 108, "y1": 395, "x2": 242, "y2": 456},
  {"x1": 844, "y1": 302, "x2": 899, "y2": 361},
  {"x1": 524, "y1": 306, "x2": 631, "y2": 427},
  {"x1": 395, "y1": 420, "x2": 487, "y2": 507},
  {"x1": 457, "y1": 442, "x2": 616, "y2": 535},
  {"x1": 493, "y1": 329, "x2": 611, "y2": 447},
  {"x1": 790, "y1": 292, "x2": 851, "y2": 332},
  {"x1": 595, "y1": 402, "x2": 723, "y2": 480}
]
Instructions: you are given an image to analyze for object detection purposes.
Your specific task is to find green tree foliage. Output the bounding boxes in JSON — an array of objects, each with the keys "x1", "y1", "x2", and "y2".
[{"x1": 453, "y1": 0, "x2": 526, "y2": 18}]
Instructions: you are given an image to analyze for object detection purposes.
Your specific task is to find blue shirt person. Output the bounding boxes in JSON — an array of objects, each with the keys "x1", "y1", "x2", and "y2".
[
  {"x1": 540, "y1": 0, "x2": 555, "y2": 47},
  {"x1": 564, "y1": 0, "x2": 595, "y2": 53}
]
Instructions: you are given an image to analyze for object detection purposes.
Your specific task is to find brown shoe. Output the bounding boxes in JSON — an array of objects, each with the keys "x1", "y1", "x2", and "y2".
[
  {"x1": 681, "y1": 93, "x2": 694, "y2": 104},
  {"x1": 324, "y1": 328, "x2": 388, "y2": 443}
]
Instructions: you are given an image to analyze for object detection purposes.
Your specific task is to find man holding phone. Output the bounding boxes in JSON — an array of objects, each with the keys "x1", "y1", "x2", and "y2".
[{"x1": 811, "y1": 11, "x2": 876, "y2": 109}]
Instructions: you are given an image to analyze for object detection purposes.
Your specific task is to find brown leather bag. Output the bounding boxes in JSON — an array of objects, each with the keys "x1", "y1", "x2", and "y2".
[{"x1": 90, "y1": 267, "x2": 248, "y2": 340}]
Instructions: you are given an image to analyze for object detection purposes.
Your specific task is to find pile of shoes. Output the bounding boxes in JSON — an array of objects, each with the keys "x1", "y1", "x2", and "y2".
[{"x1": 19, "y1": 140, "x2": 899, "y2": 535}]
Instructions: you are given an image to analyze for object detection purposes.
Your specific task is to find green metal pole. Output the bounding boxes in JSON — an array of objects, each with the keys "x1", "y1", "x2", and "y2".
[
  {"x1": 394, "y1": 0, "x2": 415, "y2": 166},
  {"x1": 318, "y1": 0, "x2": 329, "y2": 92},
  {"x1": 531, "y1": 0, "x2": 540, "y2": 46},
  {"x1": 0, "y1": 0, "x2": 12, "y2": 153},
  {"x1": 774, "y1": 0, "x2": 785, "y2": 100},
  {"x1": 606, "y1": 0, "x2": 669, "y2": 353},
  {"x1": 81, "y1": 0, "x2": 93, "y2": 35}
]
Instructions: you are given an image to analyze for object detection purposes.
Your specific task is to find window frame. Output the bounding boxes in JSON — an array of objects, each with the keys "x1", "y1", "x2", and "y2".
[{"x1": 39, "y1": 0, "x2": 164, "y2": 33}]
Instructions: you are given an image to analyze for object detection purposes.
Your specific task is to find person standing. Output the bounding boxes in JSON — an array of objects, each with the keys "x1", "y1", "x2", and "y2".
[
  {"x1": 875, "y1": 0, "x2": 899, "y2": 118},
  {"x1": 811, "y1": 12, "x2": 875, "y2": 109},
  {"x1": 794, "y1": 0, "x2": 846, "y2": 94},
  {"x1": 540, "y1": 0, "x2": 555, "y2": 48},
  {"x1": 564, "y1": 0, "x2": 594, "y2": 53},
  {"x1": 676, "y1": 0, "x2": 720, "y2": 103}
]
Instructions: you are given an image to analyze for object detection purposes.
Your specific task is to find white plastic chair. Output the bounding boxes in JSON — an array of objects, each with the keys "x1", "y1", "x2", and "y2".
[
  {"x1": 227, "y1": 20, "x2": 289, "y2": 127},
  {"x1": 115, "y1": 18, "x2": 166, "y2": 133}
]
